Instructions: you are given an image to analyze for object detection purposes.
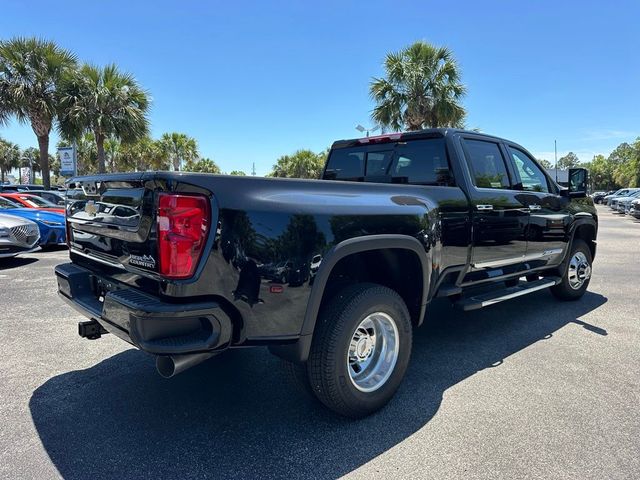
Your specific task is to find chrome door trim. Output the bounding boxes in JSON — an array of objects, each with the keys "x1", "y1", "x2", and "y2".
[{"x1": 472, "y1": 248, "x2": 564, "y2": 269}]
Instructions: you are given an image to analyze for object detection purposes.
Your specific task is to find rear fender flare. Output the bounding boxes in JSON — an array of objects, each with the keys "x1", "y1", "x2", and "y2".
[{"x1": 291, "y1": 234, "x2": 431, "y2": 362}]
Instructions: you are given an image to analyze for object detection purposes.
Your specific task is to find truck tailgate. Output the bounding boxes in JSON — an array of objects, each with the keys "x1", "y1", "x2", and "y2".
[{"x1": 66, "y1": 174, "x2": 158, "y2": 273}]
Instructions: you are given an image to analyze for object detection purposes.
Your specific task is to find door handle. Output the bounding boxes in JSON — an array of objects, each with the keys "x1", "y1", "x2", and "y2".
[
  {"x1": 529, "y1": 204, "x2": 542, "y2": 211},
  {"x1": 476, "y1": 204, "x2": 494, "y2": 211}
]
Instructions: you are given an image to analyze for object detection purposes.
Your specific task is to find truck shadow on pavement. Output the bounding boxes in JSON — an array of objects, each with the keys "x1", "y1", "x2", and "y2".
[
  {"x1": 30, "y1": 290, "x2": 607, "y2": 480},
  {"x1": 0, "y1": 256, "x2": 38, "y2": 270}
]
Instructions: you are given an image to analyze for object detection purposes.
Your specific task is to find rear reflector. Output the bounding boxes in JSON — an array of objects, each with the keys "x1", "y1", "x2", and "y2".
[{"x1": 157, "y1": 193, "x2": 210, "y2": 279}]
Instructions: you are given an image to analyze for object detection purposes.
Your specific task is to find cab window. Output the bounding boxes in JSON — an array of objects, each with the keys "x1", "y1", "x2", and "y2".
[
  {"x1": 508, "y1": 147, "x2": 550, "y2": 193},
  {"x1": 463, "y1": 139, "x2": 511, "y2": 189}
]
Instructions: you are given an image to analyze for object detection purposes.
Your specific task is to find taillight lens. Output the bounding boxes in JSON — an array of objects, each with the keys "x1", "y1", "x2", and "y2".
[{"x1": 157, "y1": 193, "x2": 210, "y2": 279}]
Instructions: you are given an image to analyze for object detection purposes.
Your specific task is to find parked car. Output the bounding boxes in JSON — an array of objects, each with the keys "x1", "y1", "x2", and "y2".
[
  {"x1": 27, "y1": 190, "x2": 66, "y2": 206},
  {"x1": 0, "y1": 193, "x2": 65, "y2": 214},
  {"x1": 0, "y1": 213, "x2": 41, "y2": 258},
  {"x1": 590, "y1": 191, "x2": 606, "y2": 204},
  {"x1": 0, "y1": 196, "x2": 66, "y2": 246},
  {"x1": 615, "y1": 190, "x2": 640, "y2": 213},
  {"x1": 629, "y1": 199, "x2": 640, "y2": 219},
  {"x1": 55, "y1": 128, "x2": 596, "y2": 418},
  {"x1": 605, "y1": 188, "x2": 635, "y2": 206},
  {"x1": 0, "y1": 184, "x2": 43, "y2": 192},
  {"x1": 608, "y1": 188, "x2": 640, "y2": 209}
]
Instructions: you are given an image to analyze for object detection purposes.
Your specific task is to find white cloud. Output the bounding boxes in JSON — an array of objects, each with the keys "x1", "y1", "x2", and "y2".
[{"x1": 578, "y1": 129, "x2": 638, "y2": 142}]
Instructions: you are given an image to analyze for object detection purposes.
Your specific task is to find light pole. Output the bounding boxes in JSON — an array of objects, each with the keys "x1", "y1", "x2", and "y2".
[{"x1": 355, "y1": 124, "x2": 379, "y2": 137}]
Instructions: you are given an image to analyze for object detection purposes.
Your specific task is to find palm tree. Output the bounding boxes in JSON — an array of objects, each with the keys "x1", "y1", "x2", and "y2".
[
  {"x1": 58, "y1": 63, "x2": 150, "y2": 173},
  {"x1": 20, "y1": 146, "x2": 39, "y2": 183},
  {"x1": 0, "y1": 138, "x2": 20, "y2": 182},
  {"x1": 0, "y1": 81, "x2": 10, "y2": 127},
  {"x1": 104, "y1": 137, "x2": 121, "y2": 172},
  {"x1": 160, "y1": 132, "x2": 198, "y2": 171},
  {"x1": 269, "y1": 149, "x2": 325, "y2": 179},
  {"x1": 370, "y1": 41, "x2": 466, "y2": 131},
  {"x1": 0, "y1": 37, "x2": 77, "y2": 189},
  {"x1": 184, "y1": 157, "x2": 221, "y2": 174}
]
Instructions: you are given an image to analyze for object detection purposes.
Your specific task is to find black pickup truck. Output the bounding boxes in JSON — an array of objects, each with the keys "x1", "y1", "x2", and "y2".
[{"x1": 55, "y1": 128, "x2": 597, "y2": 417}]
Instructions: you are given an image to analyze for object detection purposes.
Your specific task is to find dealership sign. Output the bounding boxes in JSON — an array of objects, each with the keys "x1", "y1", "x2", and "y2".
[{"x1": 58, "y1": 146, "x2": 76, "y2": 176}]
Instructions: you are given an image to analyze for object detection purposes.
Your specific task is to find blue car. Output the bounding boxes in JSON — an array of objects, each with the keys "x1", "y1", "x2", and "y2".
[{"x1": 0, "y1": 196, "x2": 66, "y2": 246}]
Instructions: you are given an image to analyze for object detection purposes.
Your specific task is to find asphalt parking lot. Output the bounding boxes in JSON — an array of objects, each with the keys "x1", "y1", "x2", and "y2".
[{"x1": 1, "y1": 204, "x2": 638, "y2": 480}]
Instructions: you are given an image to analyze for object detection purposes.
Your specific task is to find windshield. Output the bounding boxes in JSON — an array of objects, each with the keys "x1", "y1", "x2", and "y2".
[
  {"x1": 18, "y1": 195, "x2": 58, "y2": 208},
  {"x1": 0, "y1": 197, "x2": 23, "y2": 209}
]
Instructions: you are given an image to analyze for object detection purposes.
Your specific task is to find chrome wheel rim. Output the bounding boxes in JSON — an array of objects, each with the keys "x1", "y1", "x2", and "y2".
[
  {"x1": 347, "y1": 312, "x2": 399, "y2": 392},
  {"x1": 568, "y1": 251, "x2": 591, "y2": 290}
]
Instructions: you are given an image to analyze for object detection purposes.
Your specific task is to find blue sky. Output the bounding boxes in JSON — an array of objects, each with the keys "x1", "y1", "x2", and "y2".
[{"x1": 1, "y1": 0, "x2": 638, "y2": 175}]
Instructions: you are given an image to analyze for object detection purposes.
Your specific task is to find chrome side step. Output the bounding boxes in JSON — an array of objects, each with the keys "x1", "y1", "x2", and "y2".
[{"x1": 455, "y1": 277, "x2": 561, "y2": 311}]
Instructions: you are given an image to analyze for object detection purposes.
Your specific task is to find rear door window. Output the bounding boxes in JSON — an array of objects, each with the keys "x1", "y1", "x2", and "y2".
[
  {"x1": 463, "y1": 139, "x2": 511, "y2": 189},
  {"x1": 389, "y1": 138, "x2": 452, "y2": 185}
]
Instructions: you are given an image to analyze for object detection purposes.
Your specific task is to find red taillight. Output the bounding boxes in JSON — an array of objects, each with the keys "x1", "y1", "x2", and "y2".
[
  {"x1": 357, "y1": 133, "x2": 402, "y2": 144},
  {"x1": 157, "y1": 193, "x2": 210, "y2": 279}
]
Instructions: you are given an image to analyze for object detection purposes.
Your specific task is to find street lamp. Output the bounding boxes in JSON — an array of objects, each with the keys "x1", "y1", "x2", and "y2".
[{"x1": 355, "y1": 124, "x2": 380, "y2": 137}]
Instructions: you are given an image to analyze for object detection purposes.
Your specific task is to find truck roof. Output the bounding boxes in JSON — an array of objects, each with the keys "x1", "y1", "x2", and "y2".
[{"x1": 331, "y1": 128, "x2": 504, "y2": 149}]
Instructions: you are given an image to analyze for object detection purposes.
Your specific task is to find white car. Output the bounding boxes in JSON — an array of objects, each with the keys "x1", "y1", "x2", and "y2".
[
  {"x1": 0, "y1": 213, "x2": 41, "y2": 259},
  {"x1": 606, "y1": 188, "x2": 639, "y2": 206}
]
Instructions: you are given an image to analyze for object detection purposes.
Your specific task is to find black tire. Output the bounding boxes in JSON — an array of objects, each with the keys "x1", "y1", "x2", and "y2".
[
  {"x1": 306, "y1": 283, "x2": 412, "y2": 418},
  {"x1": 551, "y1": 239, "x2": 592, "y2": 301}
]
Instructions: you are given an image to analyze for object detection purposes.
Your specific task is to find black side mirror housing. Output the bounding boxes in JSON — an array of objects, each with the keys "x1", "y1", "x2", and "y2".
[{"x1": 567, "y1": 168, "x2": 588, "y2": 198}]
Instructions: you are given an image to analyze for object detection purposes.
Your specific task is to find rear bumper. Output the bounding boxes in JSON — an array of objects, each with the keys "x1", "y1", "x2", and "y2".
[{"x1": 55, "y1": 262, "x2": 233, "y2": 355}]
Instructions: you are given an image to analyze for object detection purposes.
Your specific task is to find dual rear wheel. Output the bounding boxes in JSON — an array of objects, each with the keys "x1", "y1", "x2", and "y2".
[{"x1": 286, "y1": 283, "x2": 412, "y2": 418}]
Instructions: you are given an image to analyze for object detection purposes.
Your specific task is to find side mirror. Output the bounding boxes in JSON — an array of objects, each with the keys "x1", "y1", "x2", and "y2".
[{"x1": 568, "y1": 168, "x2": 588, "y2": 198}]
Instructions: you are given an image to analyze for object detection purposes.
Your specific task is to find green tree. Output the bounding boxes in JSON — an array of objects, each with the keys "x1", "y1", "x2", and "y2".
[
  {"x1": 0, "y1": 138, "x2": 20, "y2": 182},
  {"x1": 119, "y1": 136, "x2": 169, "y2": 172},
  {"x1": 15, "y1": 146, "x2": 40, "y2": 183},
  {"x1": 0, "y1": 80, "x2": 10, "y2": 127},
  {"x1": 557, "y1": 152, "x2": 580, "y2": 169},
  {"x1": 0, "y1": 37, "x2": 77, "y2": 189},
  {"x1": 370, "y1": 41, "x2": 466, "y2": 131},
  {"x1": 58, "y1": 63, "x2": 150, "y2": 173},
  {"x1": 160, "y1": 132, "x2": 198, "y2": 171},
  {"x1": 104, "y1": 137, "x2": 121, "y2": 172},
  {"x1": 269, "y1": 149, "x2": 325, "y2": 179},
  {"x1": 184, "y1": 157, "x2": 221, "y2": 174},
  {"x1": 229, "y1": 170, "x2": 246, "y2": 176},
  {"x1": 537, "y1": 158, "x2": 553, "y2": 169},
  {"x1": 611, "y1": 138, "x2": 640, "y2": 187},
  {"x1": 585, "y1": 154, "x2": 615, "y2": 190}
]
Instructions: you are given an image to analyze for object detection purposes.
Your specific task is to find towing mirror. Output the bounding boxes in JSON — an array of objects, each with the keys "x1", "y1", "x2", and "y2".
[{"x1": 568, "y1": 168, "x2": 588, "y2": 198}]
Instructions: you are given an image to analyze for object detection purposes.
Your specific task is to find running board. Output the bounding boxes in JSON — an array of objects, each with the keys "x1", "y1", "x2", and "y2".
[{"x1": 455, "y1": 277, "x2": 561, "y2": 311}]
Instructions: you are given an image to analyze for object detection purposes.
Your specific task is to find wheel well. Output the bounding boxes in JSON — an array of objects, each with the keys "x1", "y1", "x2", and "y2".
[
  {"x1": 574, "y1": 223, "x2": 596, "y2": 259},
  {"x1": 319, "y1": 248, "x2": 424, "y2": 325}
]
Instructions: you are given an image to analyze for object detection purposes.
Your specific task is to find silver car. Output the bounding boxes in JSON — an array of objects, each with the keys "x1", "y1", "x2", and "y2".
[{"x1": 0, "y1": 213, "x2": 41, "y2": 259}]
